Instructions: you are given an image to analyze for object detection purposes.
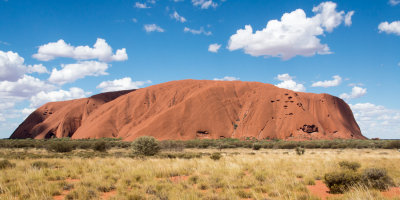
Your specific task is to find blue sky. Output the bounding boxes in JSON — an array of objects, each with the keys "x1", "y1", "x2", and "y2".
[{"x1": 0, "y1": 0, "x2": 399, "y2": 139}]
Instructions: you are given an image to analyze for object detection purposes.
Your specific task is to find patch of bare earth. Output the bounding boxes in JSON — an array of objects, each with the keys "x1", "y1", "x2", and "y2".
[
  {"x1": 169, "y1": 175, "x2": 189, "y2": 183},
  {"x1": 382, "y1": 187, "x2": 400, "y2": 198},
  {"x1": 306, "y1": 180, "x2": 341, "y2": 200},
  {"x1": 101, "y1": 190, "x2": 117, "y2": 199}
]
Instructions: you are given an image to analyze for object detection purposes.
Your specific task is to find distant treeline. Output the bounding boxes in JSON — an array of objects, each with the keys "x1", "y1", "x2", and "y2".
[{"x1": 0, "y1": 138, "x2": 399, "y2": 150}]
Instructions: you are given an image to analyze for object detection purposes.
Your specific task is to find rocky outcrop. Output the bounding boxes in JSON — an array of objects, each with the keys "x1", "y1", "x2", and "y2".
[{"x1": 10, "y1": 80, "x2": 365, "y2": 140}]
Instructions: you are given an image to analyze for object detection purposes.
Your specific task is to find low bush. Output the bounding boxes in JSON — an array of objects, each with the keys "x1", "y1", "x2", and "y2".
[
  {"x1": 252, "y1": 143, "x2": 262, "y2": 150},
  {"x1": 325, "y1": 162, "x2": 394, "y2": 193},
  {"x1": 324, "y1": 170, "x2": 361, "y2": 193},
  {"x1": 338, "y1": 161, "x2": 361, "y2": 171},
  {"x1": 361, "y1": 168, "x2": 394, "y2": 191},
  {"x1": 131, "y1": 136, "x2": 160, "y2": 156},
  {"x1": 295, "y1": 147, "x2": 305, "y2": 155},
  {"x1": 0, "y1": 160, "x2": 15, "y2": 169},
  {"x1": 47, "y1": 142, "x2": 73, "y2": 153},
  {"x1": 210, "y1": 152, "x2": 221, "y2": 160},
  {"x1": 92, "y1": 140, "x2": 107, "y2": 152},
  {"x1": 31, "y1": 161, "x2": 49, "y2": 169}
]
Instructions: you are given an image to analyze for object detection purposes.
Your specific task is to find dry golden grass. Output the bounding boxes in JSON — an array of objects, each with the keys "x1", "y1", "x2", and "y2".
[{"x1": 0, "y1": 148, "x2": 399, "y2": 200}]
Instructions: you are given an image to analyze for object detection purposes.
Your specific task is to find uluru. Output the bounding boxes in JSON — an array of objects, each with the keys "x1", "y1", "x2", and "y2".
[{"x1": 10, "y1": 80, "x2": 365, "y2": 140}]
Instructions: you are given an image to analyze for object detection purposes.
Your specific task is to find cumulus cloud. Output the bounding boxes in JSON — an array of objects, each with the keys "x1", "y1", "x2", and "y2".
[
  {"x1": 340, "y1": 86, "x2": 367, "y2": 100},
  {"x1": 170, "y1": 11, "x2": 186, "y2": 23},
  {"x1": 29, "y1": 87, "x2": 91, "y2": 107},
  {"x1": 135, "y1": 2, "x2": 150, "y2": 8},
  {"x1": 33, "y1": 38, "x2": 128, "y2": 62},
  {"x1": 48, "y1": 61, "x2": 109, "y2": 85},
  {"x1": 192, "y1": 0, "x2": 217, "y2": 9},
  {"x1": 96, "y1": 77, "x2": 151, "y2": 92},
  {"x1": 0, "y1": 50, "x2": 48, "y2": 81},
  {"x1": 144, "y1": 24, "x2": 165, "y2": 32},
  {"x1": 0, "y1": 75, "x2": 55, "y2": 99},
  {"x1": 311, "y1": 75, "x2": 342, "y2": 87},
  {"x1": 213, "y1": 76, "x2": 239, "y2": 81},
  {"x1": 389, "y1": 0, "x2": 400, "y2": 6},
  {"x1": 378, "y1": 21, "x2": 400, "y2": 35},
  {"x1": 184, "y1": 27, "x2": 212, "y2": 35},
  {"x1": 208, "y1": 43, "x2": 221, "y2": 53},
  {"x1": 275, "y1": 74, "x2": 306, "y2": 92},
  {"x1": 228, "y1": 1, "x2": 353, "y2": 60},
  {"x1": 350, "y1": 103, "x2": 400, "y2": 139}
]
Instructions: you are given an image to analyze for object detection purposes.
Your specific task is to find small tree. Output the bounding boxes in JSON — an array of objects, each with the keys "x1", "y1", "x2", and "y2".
[
  {"x1": 132, "y1": 136, "x2": 160, "y2": 156},
  {"x1": 92, "y1": 140, "x2": 107, "y2": 152},
  {"x1": 295, "y1": 147, "x2": 305, "y2": 155},
  {"x1": 252, "y1": 143, "x2": 262, "y2": 150},
  {"x1": 210, "y1": 152, "x2": 222, "y2": 160}
]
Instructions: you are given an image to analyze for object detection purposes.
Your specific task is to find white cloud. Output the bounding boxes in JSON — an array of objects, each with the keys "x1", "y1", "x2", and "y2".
[
  {"x1": 96, "y1": 77, "x2": 151, "y2": 92},
  {"x1": 0, "y1": 75, "x2": 55, "y2": 99},
  {"x1": 311, "y1": 75, "x2": 342, "y2": 87},
  {"x1": 340, "y1": 86, "x2": 367, "y2": 100},
  {"x1": 344, "y1": 11, "x2": 354, "y2": 26},
  {"x1": 21, "y1": 108, "x2": 35, "y2": 115},
  {"x1": 350, "y1": 103, "x2": 400, "y2": 139},
  {"x1": 208, "y1": 43, "x2": 221, "y2": 53},
  {"x1": 378, "y1": 21, "x2": 400, "y2": 36},
  {"x1": 132, "y1": 18, "x2": 138, "y2": 23},
  {"x1": 135, "y1": 2, "x2": 150, "y2": 8},
  {"x1": 144, "y1": 24, "x2": 165, "y2": 32},
  {"x1": 184, "y1": 27, "x2": 212, "y2": 36},
  {"x1": 228, "y1": 1, "x2": 353, "y2": 60},
  {"x1": 48, "y1": 61, "x2": 109, "y2": 85},
  {"x1": 0, "y1": 50, "x2": 48, "y2": 81},
  {"x1": 170, "y1": 11, "x2": 186, "y2": 23},
  {"x1": 275, "y1": 74, "x2": 306, "y2": 92},
  {"x1": 30, "y1": 87, "x2": 91, "y2": 107},
  {"x1": 27, "y1": 64, "x2": 49, "y2": 74},
  {"x1": 389, "y1": 0, "x2": 400, "y2": 6},
  {"x1": 33, "y1": 38, "x2": 128, "y2": 62},
  {"x1": 192, "y1": 0, "x2": 217, "y2": 9},
  {"x1": 213, "y1": 76, "x2": 239, "y2": 81}
]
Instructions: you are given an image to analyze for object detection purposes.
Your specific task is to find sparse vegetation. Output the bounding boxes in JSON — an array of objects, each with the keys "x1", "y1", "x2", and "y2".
[
  {"x1": 295, "y1": 147, "x2": 305, "y2": 155},
  {"x1": 339, "y1": 160, "x2": 361, "y2": 171},
  {"x1": 0, "y1": 139, "x2": 399, "y2": 199},
  {"x1": 131, "y1": 136, "x2": 160, "y2": 156},
  {"x1": 210, "y1": 152, "x2": 222, "y2": 160},
  {"x1": 324, "y1": 161, "x2": 395, "y2": 194},
  {"x1": 92, "y1": 140, "x2": 107, "y2": 152},
  {"x1": 0, "y1": 159, "x2": 15, "y2": 169}
]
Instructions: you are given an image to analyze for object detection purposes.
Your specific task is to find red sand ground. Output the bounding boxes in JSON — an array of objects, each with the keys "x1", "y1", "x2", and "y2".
[
  {"x1": 11, "y1": 80, "x2": 365, "y2": 140},
  {"x1": 382, "y1": 187, "x2": 400, "y2": 198},
  {"x1": 307, "y1": 180, "x2": 340, "y2": 200}
]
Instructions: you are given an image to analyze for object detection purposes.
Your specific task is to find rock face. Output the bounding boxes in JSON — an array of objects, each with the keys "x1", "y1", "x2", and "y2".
[{"x1": 10, "y1": 80, "x2": 365, "y2": 140}]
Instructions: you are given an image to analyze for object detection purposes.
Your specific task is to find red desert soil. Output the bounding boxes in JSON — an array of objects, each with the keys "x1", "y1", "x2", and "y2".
[
  {"x1": 11, "y1": 80, "x2": 365, "y2": 140},
  {"x1": 382, "y1": 187, "x2": 400, "y2": 198},
  {"x1": 307, "y1": 180, "x2": 340, "y2": 200}
]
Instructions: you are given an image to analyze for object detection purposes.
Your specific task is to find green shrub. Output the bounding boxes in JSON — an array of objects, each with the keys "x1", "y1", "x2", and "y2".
[
  {"x1": 0, "y1": 160, "x2": 15, "y2": 169},
  {"x1": 92, "y1": 140, "x2": 107, "y2": 152},
  {"x1": 252, "y1": 143, "x2": 262, "y2": 150},
  {"x1": 47, "y1": 142, "x2": 73, "y2": 152},
  {"x1": 338, "y1": 161, "x2": 361, "y2": 171},
  {"x1": 210, "y1": 152, "x2": 221, "y2": 160},
  {"x1": 383, "y1": 140, "x2": 400, "y2": 149},
  {"x1": 295, "y1": 147, "x2": 305, "y2": 155},
  {"x1": 31, "y1": 161, "x2": 49, "y2": 169},
  {"x1": 324, "y1": 170, "x2": 361, "y2": 193},
  {"x1": 361, "y1": 168, "x2": 394, "y2": 191},
  {"x1": 131, "y1": 136, "x2": 160, "y2": 156}
]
